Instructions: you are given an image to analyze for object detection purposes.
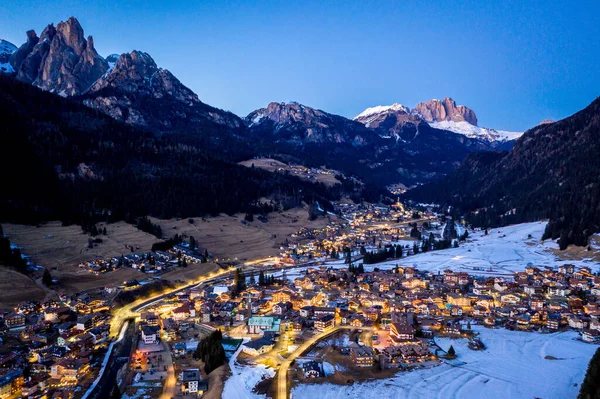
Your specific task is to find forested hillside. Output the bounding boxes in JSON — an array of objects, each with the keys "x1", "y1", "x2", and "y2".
[
  {"x1": 406, "y1": 97, "x2": 600, "y2": 249},
  {"x1": 0, "y1": 75, "x2": 341, "y2": 227}
]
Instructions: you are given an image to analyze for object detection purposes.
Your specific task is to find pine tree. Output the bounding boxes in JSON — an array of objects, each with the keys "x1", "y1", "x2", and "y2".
[
  {"x1": 110, "y1": 386, "x2": 122, "y2": 399},
  {"x1": 42, "y1": 269, "x2": 53, "y2": 286},
  {"x1": 579, "y1": 348, "x2": 600, "y2": 399},
  {"x1": 447, "y1": 345, "x2": 456, "y2": 357},
  {"x1": 331, "y1": 248, "x2": 337, "y2": 259}
]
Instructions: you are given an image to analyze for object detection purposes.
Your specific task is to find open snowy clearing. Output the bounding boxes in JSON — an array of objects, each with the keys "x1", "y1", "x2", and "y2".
[
  {"x1": 273, "y1": 222, "x2": 599, "y2": 281},
  {"x1": 372, "y1": 221, "x2": 600, "y2": 276},
  {"x1": 291, "y1": 326, "x2": 595, "y2": 399},
  {"x1": 223, "y1": 340, "x2": 276, "y2": 399}
]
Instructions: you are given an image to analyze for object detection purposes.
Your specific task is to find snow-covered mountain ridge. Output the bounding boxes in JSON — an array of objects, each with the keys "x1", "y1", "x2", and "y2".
[{"x1": 355, "y1": 97, "x2": 523, "y2": 143}]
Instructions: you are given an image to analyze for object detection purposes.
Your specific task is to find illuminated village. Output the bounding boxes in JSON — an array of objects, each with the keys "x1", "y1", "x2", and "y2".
[{"x1": 1, "y1": 201, "x2": 599, "y2": 399}]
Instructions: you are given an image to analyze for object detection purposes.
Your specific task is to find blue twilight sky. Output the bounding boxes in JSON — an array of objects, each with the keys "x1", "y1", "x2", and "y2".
[{"x1": 1, "y1": 0, "x2": 599, "y2": 131}]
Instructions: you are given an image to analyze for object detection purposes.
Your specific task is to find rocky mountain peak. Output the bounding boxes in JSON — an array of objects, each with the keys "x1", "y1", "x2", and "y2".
[
  {"x1": 245, "y1": 101, "x2": 379, "y2": 146},
  {"x1": 83, "y1": 49, "x2": 243, "y2": 130},
  {"x1": 55, "y1": 17, "x2": 86, "y2": 56},
  {"x1": 39, "y1": 24, "x2": 57, "y2": 42},
  {"x1": 9, "y1": 30, "x2": 39, "y2": 70},
  {"x1": 87, "y1": 50, "x2": 197, "y2": 104},
  {"x1": 2, "y1": 16, "x2": 247, "y2": 134},
  {"x1": 247, "y1": 101, "x2": 331, "y2": 128},
  {"x1": 353, "y1": 103, "x2": 418, "y2": 131},
  {"x1": 413, "y1": 97, "x2": 478, "y2": 126},
  {"x1": 0, "y1": 39, "x2": 16, "y2": 72},
  {"x1": 9, "y1": 17, "x2": 108, "y2": 95}
]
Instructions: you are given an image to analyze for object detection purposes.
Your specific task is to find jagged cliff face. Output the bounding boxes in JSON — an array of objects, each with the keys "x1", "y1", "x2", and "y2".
[
  {"x1": 413, "y1": 97, "x2": 478, "y2": 125},
  {"x1": 10, "y1": 17, "x2": 108, "y2": 96},
  {"x1": 9, "y1": 30, "x2": 38, "y2": 72}
]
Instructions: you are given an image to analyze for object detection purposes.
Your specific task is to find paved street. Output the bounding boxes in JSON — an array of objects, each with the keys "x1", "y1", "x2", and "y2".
[{"x1": 276, "y1": 325, "x2": 359, "y2": 399}]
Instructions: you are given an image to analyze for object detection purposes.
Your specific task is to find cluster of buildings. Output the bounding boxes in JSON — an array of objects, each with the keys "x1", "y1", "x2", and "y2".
[
  {"x1": 280, "y1": 202, "x2": 436, "y2": 263},
  {"x1": 0, "y1": 293, "x2": 114, "y2": 398},
  {"x1": 77, "y1": 244, "x2": 205, "y2": 275},
  {"x1": 194, "y1": 261, "x2": 600, "y2": 371}
]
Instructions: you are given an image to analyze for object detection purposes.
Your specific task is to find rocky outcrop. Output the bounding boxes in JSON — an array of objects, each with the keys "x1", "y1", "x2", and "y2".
[
  {"x1": 88, "y1": 50, "x2": 197, "y2": 103},
  {"x1": 10, "y1": 18, "x2": 108, "y2": 95},
  {"x1": 9, "y1": 30, "x2": 38, "y2": 70},
  {"x1": 354, "y1": 98, "x2": 521, "y2": 143},
  {"x1": 413, "y1": 97, "x2": 478, "y2": 125},
  {"x1": 353, "y1": 103, "x2": 423, "y2": 139},
  {"x1": 15, "y1": 25, "x2": 56, "y2": 84},
  {"x1": 35, "y1": 17, "x2": 108, "y2": 95}
]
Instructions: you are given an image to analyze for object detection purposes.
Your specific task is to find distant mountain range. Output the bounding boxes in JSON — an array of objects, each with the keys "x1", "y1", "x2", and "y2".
[
  {"x1": 1, "y1": 17, "x2": 518, "y2": 188},
  {"x1": 354, "y1": 98, "x2": 522, "y2": 143}
]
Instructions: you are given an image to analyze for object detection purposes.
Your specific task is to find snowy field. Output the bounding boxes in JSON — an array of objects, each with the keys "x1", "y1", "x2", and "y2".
[
  {"x1": 273, "y1": 222, "x2": 599, "y2": 280},
  {"x1": 372, "y1": 221, "x2": 600, "y2": 276},
  {"x1": 223, "y1": 340, "x2": 276, "y2": 399},
  {"x1": 291, "y1": 326, "x2": 596, "y2": 399}
]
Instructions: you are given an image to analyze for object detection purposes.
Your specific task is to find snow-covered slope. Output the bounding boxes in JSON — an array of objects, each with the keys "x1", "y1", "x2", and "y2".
[
  {"x1": 354, "y1": 103, "x2": 410, "y2": 127},
  {"x1": 292, "y1": 326, "x2": 594, "y2": 399},
  {"x1": 370, "y1": 221, "x2": 598, "y2": 276},
  {"x1": 430, "y1": 120, "x2": 522, "y2": 142},
  {"x1": 0, "y1": 39, "x2": 16, "y2": 54},
  {"x1": 0, "y1": 39, "x2": 17, "y2": 73}
]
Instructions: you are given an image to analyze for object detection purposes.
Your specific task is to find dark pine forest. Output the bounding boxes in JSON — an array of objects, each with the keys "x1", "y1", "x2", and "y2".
[{"x1": 0, "y1": 75, "x2": 347, "y2": 228}]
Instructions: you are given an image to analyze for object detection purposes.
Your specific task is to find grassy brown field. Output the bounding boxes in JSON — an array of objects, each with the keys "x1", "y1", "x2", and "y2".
[
  {"x1": 3, "y1": 221, "x2": 159, "y2": 294},
  {"x1": 0, "y1": 268, "x2": 47, "y2": 306},
  {"x1": 552, "y1": 234, "x2": 600, "y2": 262},
  {"x1": 239, "y1": 158, "x2": 340, "y2": 186},
  {"x1": 150, "y1": 208, "x2": 341, "y2": 262},
  {"x1": 0, "y1": 207, "x2": 338, "y2": 301},
  {"x1": 3, "y1": 221, "x2": 158, "y2": 270}
]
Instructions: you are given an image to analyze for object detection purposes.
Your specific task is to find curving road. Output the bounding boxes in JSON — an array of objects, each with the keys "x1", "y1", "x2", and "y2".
[
  {"x1": 277, "y1": 325, "x2": 360, "y2": 399},
  {"x1": 159, "y1": 341, "x2": 177, "y2": 399}
]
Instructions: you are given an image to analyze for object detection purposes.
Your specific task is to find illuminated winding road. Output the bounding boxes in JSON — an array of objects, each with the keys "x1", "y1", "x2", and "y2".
[{"x1": 276, "y1": 325, "x2": 360, "y2": 399}]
